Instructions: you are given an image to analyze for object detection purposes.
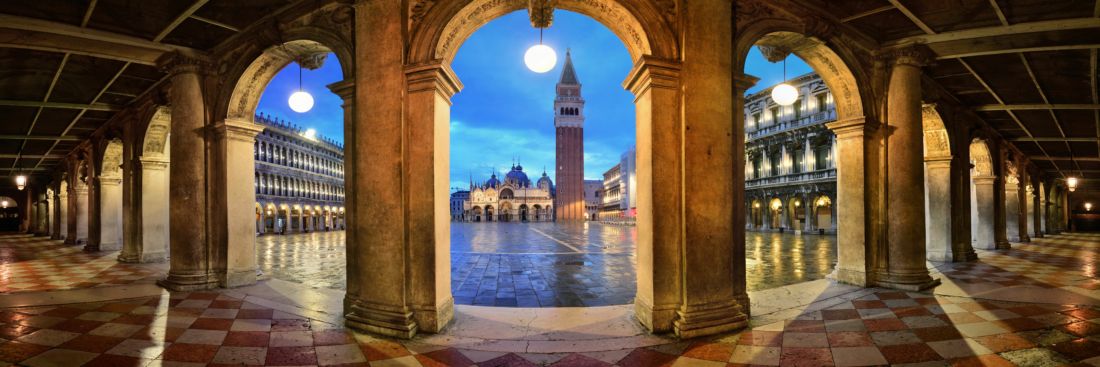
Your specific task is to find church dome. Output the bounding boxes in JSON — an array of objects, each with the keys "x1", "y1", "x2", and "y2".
[
  {"x1": 485, "y1": 173, "x2": 501, "y2": 188},
  {"x1": 537, "y1": 171, "x2": 553, "y2": 190},
  {"x1": 505, "y1": 165, "x2": 531, "y2": 187}
]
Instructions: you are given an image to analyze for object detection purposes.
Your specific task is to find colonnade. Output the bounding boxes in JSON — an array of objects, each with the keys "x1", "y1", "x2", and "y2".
[{"x1": 256, "y1": 204, "x2": 346, "y2": 234}]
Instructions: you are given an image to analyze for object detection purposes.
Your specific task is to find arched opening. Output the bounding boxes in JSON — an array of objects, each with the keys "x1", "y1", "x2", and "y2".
[
  {"x1": 485, "y1": 205, "x2": 494, "y2": 222},
  {"x1": 922, "y1": 104, "x2": 972, "y2": 262},
  {"x1": 0, "y1": 196, "x2": 19, "y2": 231},
  {"x1": 970, "y1": 138, "x2": 997, "y2": 249},
  {"x1": 123, "y1": 106, "x2": 171, "y2": 263},
  {"x1": 58, "y1": 180, "x2": 68, "y2": 240},
  {"x1": 97, "y1": 139, "x2": 124, "y2": 251},
  {"x1": 1005, "y1": 159, "x2": 1025, "y2": 242},
  {"x1": 768, "y1": 197, "x2": 784, "y2": 229},
  {"x1": 813, "y1": 195, "x2": 833, "y2": 231}
]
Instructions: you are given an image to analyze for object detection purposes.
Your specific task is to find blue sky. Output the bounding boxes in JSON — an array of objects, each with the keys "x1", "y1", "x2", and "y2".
[{"x1": 257, "y1": 10, "x2": 811, "y2": 190}]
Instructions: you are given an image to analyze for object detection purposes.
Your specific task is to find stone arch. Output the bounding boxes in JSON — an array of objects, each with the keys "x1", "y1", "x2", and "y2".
[
  {"x1": 922, "y1": 104, "x2": 950, "y2": 158},
  {"x1": 100, "y1": 139, "x2": 124, "y2": 180},
  {"x1": 222, "y1": 37, "x2": 351, "y2": 122},
  {"x1": 969, "y1": 138, "x2": 997, "y2": 249},
  {"x1": 969, "y1": 138, "x2": 994, "y2": 177},
  {"x1": 97, "y1": 139, "x2": 125, "y2": 251},
  {"x1": 921, "y1": 105, "x2": 960, "y2": 261},
  {"x1": 409, "y1": 0, "x2": 677, "y2": 64}
]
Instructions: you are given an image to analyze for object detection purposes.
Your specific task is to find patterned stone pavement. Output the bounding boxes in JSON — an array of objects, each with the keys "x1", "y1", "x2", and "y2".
[{"x1": 0, "y1": 234, "x2": 164, "y2": 294}]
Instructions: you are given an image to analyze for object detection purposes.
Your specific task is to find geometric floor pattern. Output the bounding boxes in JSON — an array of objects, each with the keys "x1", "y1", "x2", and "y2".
[
  {"x1": 0, "y1": 232, "x2": 1099, "y2": 366},
  {"x1": 0, "y1": 235, "x2": 164, "y2": 294}
]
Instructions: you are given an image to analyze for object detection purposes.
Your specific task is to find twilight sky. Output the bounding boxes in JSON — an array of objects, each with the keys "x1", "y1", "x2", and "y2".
[{"x1": 256, "y1": 10, "x2": 812, "y2": 190}]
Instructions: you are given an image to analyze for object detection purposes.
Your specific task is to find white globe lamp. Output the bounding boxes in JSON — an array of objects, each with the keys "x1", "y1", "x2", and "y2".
[
  {"x1": 771, "y1": 83, "x2": 798, "y2": 106},
  {"x1": 525, "y1": 44, "x2": 557, "y2": 73},
  {"x1": 288, "y1": 90, "x2": 314, "y2": 113}
]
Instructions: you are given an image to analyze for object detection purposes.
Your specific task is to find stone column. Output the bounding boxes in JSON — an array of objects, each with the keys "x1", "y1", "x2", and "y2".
[
  {"x1": 51, "y1": 190, "x2": 61, "y2": 239},
  {"x1": 1005, "y1": 174, "x2": 1022, "y2": 242},
  {"x1": 924, "y1": 155, "x2": 955, "y2": 261},
  {"x1": 84, "y1": 168, "x2": 102, "y2": 251},
  {"x1": 158, "y1": 53, "x2": 218, "y2": 291},
  {"x1": 1017, "y1": 170, "x2": 1030, "y2": 242},
  {"x1": 98, "y1": 176, "x2": 123, "y2": 251},
  {"x1": 36, "y1": 199, "x2": 49, "y2": 236},
  {"x1": 211, "y1": 118, "x2": 264, "y2": 287},
  {"x1": 879, "y1": 47, "x2": 937, "y2": 290},
  {"x1": 993, "y1": 149, "x2": 1010, "y2": 248},
  {"x1": 804, "y1": 196, "x2": 814, "y2": 232},
  {"x1": 825, "y1": 118, "x2": 877, "y2": 286},
  {"x1": 58, "y1": 188, "x2": 68, "y2": 240},
  {"x1": 971, "y1": 176, "x2": 997, "y2": 249},
  {"x1": 74, "y1": 182, "x2": 89, "y2": 245},
  {"x1": 135, "y1": 157, "x2": 169, "y2": 262},
  {"x1": 1031, "y1": 183, "x2": 1043, "y2": 238}
]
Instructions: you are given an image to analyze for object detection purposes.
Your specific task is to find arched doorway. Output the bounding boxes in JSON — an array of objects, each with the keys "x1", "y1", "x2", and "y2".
[
  {"x1": 485, "y1": 205, "x2": 494, "y2": 222},
  {"x1": 970, "y1": 138, "x2": 997, "y2": 249},
  {"x1": 519, "y1": 204, "x2": 528, "y2": 222}
]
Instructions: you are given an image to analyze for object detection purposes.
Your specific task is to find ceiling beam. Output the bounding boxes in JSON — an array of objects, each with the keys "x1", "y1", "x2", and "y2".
[
  {"x1": 190, "y1": 15, "x2": 240, "y2": 32},
  {"x1": 155, "y1": 0, "x2": 210, "y2": 42},
  {"x1": 840, "y1": 5, "x2": 895, "y2": 23},
  {"x1": 81, "y1": 0, "x2": 97, "y2": 27},
  {"x1": 0, "y1": 135, "x2": 82, "y2": 141},
  {"x1": 976, "y1": 104, "x2": 1100, "y2": 111},
  {"x1": 1011, "y1": 137, "x2": 1097, "y2": 142},
  {"x1": 884, "y1": 18, "x2": 1100, "y2": 47},
  {"x1": 0, "y1": 14, "x2": 202, "y2": 66},
  {"x1": 887, "y1": 0, "x2": 936, "y2": 35},
  {"x1": 1032, "y1": 156, "x2": 1100, "y2": 162},
  {"x1": 988, "y1": 0, "x2": 1009, "y2": 26},
  {"x1": 936, "y1": 44, "x2": 1100, "y2": 59},
  {"x1": 0, "y1": 100, "x2": 120, "y2": 111},
  {"x1": 1018, "y1": 53, "x2": 1077, "y2": 172},
  {"x1": 0, "y1": 154, "x2": 63, "y2": 159}
]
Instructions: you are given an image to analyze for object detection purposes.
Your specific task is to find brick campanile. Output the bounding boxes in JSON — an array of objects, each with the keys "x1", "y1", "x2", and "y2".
[{"x1": 554, "y1": 50, "x2": 585, "y2": 221}]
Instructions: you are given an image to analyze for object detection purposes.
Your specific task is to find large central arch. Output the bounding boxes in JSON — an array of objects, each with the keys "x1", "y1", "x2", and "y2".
[{"x1": 346, "y1": 0, "x2": 743, "y2": 339}]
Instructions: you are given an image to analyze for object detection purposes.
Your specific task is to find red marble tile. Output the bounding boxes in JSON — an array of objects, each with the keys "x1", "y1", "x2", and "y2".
[
  {"x1": 851, "y1": 300, "x2": 887, "y2": 309},
  {"x1": 972, "y1": 333, "x2": 1037, "y2": 353},
  {"x1": 548, "y1": 353, "x2": 613, "y2": 367},
  {"x1": 0, "y1": 323, "x2": 37, "y2": 339},
  {"x1": 863, "y1": 318, "x2": 908, "y2": 332},
  {"x1": 875, "y1": 292, "x2": 910, "y2": 300},
  {"x1": 681, "y1": 341, "x2": 735, "y2": 362},
  {"x1": 938, "y1": 312, "x2": 987, "y2": 325},
  {"x1": 359, "y1": 340, "x2": 412, "y2": 361},
  {"x1": 236, "y1": 308, "x2": 274, "y2": 319},
  {"x1": 1050, "y1": 338, "x2": 1100, "y2": 361},
  {"x1": 1062, "y1": 308, "x2": 1100, "y2": 321},
  {"x1": 416, "y1": 348, "x2": 476, "y2": 367},
  {"x1": 827, "y1": 331, "x2": 873, "y2": 347},
  {"x1": 58, "y1": 334, "x2": 126, "y2": 353},
  {"x1": 1005, "y1": 305, "x2": 1052, "y2": 317},
  {"x1": 481, "y1": 353, "x2": 539, "y2": 367},
  {"x1": 97, "y1": 303, "x2": 140, "y2": 313},
  {"x1": 224, "y1": 331, "x2": 270, "y2": 347},
  {"x1": 111, "y1": 314, "x2": 156, "y2": 325},
  {"x1": 911, "y1": 326, "x2": 963, "y2": 342},
  {"x1": 50, "y1": 318, "x2": 104, "y2": 333},
  {"x1": 738, "y1": 330, "x2": 783, "y2": 346},
  {"x1": 209, "y1": 300, "x2": 244, "y2": 309},
  {"x1": 821, "y1": 309, "x2": 861, "y2": 320},
  {"x1": 266, "y1": 346, "x2": 318, "y2": 365},
  {"x1": 0, "y1": 341, "x2": 50, "y2": 363},
  {"x1": 190, "y1": 317, "x2": 234, "y2": 330},
  {"x1": 162, "y1": 343, "x2": 220, "y2": 363},
  {"x1": 272, "y1": 318, "x2": 311, "y2": 331},
  {"x1": 313, "y1": 329, "x2": 354, "y2": 346},
  {"x1": 779, "y1": 347, "x2": 833, "y2": 367},
  {"x1": 616, "y1": 348, "x2": 677, "y2": 367},
  {"x1": 914, "y1": 297, "x2": 942, "y2": 306},
  {"x1": 41, "y1": 307, "x2": 86, "y2": 318},
  {"x1": 878, "y1": 343, "x2": 943, "y2": 364},
  {"x1": 785, "y1": 320, "x2": 826, "y2": 333},
  {"x1": 995, "y1": 317, "x2": 1047, "y2": 332},
  {"x1": 186, "y1": 292, "x2": 221, "y2": 300},
  {"x1": 893, "y1": 306, "x2": 933, "y2": 317},
  {"x1": 1059, "y1": 321, "x2": 1100, "y2": 337},
  {"x1": 83, "y1": 354, "x2": 147, "y2": 367},
  {"x1": 130, "y1": 326, "x2": 185, "y2": 342}
]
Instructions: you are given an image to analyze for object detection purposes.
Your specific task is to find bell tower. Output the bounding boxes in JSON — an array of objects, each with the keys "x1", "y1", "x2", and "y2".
[{"x1": 554, "y1": 50, "x2": 584, "y2": 221}]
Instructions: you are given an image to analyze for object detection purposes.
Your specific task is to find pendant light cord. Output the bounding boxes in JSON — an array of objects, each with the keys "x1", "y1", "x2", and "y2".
[
  {"x1": 540, "y1": 27, "x2": 544, "y2": 44},
  {"x1": 298, "y1": 59, "x2": 303, "y2": 91},
  {"x1": 783, "y1": 57, "x2": 787, "y2": 81}
]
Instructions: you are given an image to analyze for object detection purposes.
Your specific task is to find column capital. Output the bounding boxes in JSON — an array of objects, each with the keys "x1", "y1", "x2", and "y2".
[
  {"x1": 734, "y1": 73, "x2": 760, "y2": 92},
  {"x1": 97, "y1": 176, "x2": 122, "y2": 186},
  {"x1": 212, "y1": 118, "x2": 264, "y2": 143},
  {"x1": 405, "y1": 62, "x2": 463, "y2": 101},
  {"x1": 826, "y1": 116, "x2": 878, "y2": 138},
  {"x1": 924, "y1": 155, "x2": 952, "y2": 164},
  {"x1": 326, "y1": 79, "x2": 355, "y2": 100},
  {"x1": 972, "y1": 175, "x2": 996, "y2": 185},
  {"x1": 887, "y1": 44, "x2": 933, "y2": 68},
  {"x1": 156, "y1": 51, "x2": 213, "y2": 76},
  {"x1": 139, "y1": 156, "x2": 171, "y2": 170},
  {"x1": 623, "y1": 56, "x2": 681, "y2": 98}
]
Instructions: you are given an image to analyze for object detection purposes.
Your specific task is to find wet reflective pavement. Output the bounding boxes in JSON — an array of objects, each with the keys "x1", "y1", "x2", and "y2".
[{"x1": 254, "y1": 226, "x2": 837, "y2": 307}]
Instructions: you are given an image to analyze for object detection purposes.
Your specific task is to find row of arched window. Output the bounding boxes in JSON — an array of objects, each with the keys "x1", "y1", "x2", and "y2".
[
  {"x1": 559, "y1": 107, "x2": 580, "y2": 116},
  {"x1": 255, "y1": 172, "x2": 344, "y2": 201},
  {"x1": 255, "y1": 139, "x2": 344, "y2": 178}
]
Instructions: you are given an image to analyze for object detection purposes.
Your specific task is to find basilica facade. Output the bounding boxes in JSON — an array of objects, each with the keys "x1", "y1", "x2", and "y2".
[
  {"x1": 745, "y1": 73, "x2": 838, "y2": 233},
  {"x1": 463, "y1": 164, "x2": 554, "y2": 222}
]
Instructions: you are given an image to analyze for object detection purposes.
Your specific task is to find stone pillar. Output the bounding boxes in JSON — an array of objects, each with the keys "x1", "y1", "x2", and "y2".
[
  {"x1": 825, "y1": 118, "x2": 877, "y2": 286},
  {"x1": 58, "y1": 188, "x2": 68, "y2": 240},
  {"x1": 1017, "y1": 170, "x2": 1030, "y2": 242},
  {"x1": 133, "y1": 157, "x2": 169, "y2": 262},
  {"x1": 98, "y1": 176, "x2": 123, "y2": 251},
  {"x1": 1005, "y1": 175, "x2": 1022, "y2": 242},
  {"x1": 211, "y1": 118, "x2": 264, "y2": 287},
  {"x1": 924, "y1": 156, "x2": 955, "y2": 261},
  {"x1": 804, "y1": 197, "x2": 814, "y2": 232},
  {"x1": 74, "y1": 182, "x2": 89, "y2": 245},
  {"x1": 993, "y1": 149, "x2": 1010, "y2": 248},
  {"x1": 36, "y1": 199, "x2": 49, "y2": 236},
  {"x1": 158, "y1": 53, "x2": 218, "y2": 291},
  {"x1": 84, "y1": 168, "x2": 102, "y2": 251},
  {"x1": 1031, "y1": 184, "x2": 1043, "y2": 238},
  {"x1": 50, "y1": 190, "x2": 61, "y2": 239},
  {"x1": 879, "y1": 48, "x2": 938, "y2": 290},
  {"x1": 971, "y1": 176, "x2": 997, "y2": 249}
]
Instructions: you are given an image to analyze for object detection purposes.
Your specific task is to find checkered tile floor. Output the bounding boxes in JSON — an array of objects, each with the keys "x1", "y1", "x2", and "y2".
[
  {"x1": 0, "y1": 235, "x2": 164, "y2": 294},
  {"x1": 937, "y1": 234, "x2": 1100, "y2": 290}
]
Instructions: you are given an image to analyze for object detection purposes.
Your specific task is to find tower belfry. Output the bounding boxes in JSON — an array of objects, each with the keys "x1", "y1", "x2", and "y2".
[{"x1": 554, "y1": 50, "x2": 585, "y2": 221}]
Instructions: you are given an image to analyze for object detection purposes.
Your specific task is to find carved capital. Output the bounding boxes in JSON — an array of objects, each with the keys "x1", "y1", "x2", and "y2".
[
  {"x1": 405, "y1": 62, "x2": 463, "y2": 100},
  {"x1": 889, "y1": 45, "x2": 933, "y2": 67},
  {"x1": 528, "y1": 0, "x2": 557, "y2": 28},
  {"x1": 623, "y1": 56, "x2": 681, "y2": 98},
  {"x1": 157, "y1": 51, "x2": 213, "y2": 76},
  {"x1": 757, "y1": 45, "x2": 791, "y2": 63},
  {"x1": 139, "y1": 156, "x2": 171, "y2": 170},
  {"x1": 327, "y1": 79, "x2": 356, "y2": 100},
  {"x1": 212, "y1": 118, "x2": 265, "y2": 144},
  {"x1": 826, "y1": 116, "x2": 877, "y2": 138},
  {"x1": 734, "y1": 73, "x2": 760, "y2": 92}
]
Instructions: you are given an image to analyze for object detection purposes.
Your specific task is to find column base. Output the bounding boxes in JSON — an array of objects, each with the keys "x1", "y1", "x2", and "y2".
[
  {"x1": 1019, "y1": 235, "x2": 1031, "y2": 243},
  {"x1": 995, "y1": 240, "x2": 1011, "y2": 250},
  {"x1": 222, "y1": 269, "x2": 257, "y2": 288},
  {"x1": 828, "y1": 268, "x2": 871, "y2": 287},
  {"x1": 634, "y1": 297, "x2": 677, "y2": 334},
  {"x1": 82, "y1": 243, "x2": 99, "y2": 252},
  {"x1": 344, "y1": 298, "x2": 418, "y2": 339},
  {"x1": 673, "y1": 300, "x2": 749, "y2": 339},
  {"x1": 875, "y1": 271, "x2": 940, "y2": 291},
  {"x1": 157, "y1": 273, "x2": 219, "y2": 291},
  {"x1": 412, "y1": 297, "x2": 455, "y2": 333},
  {"x1": 117, "y1": 252, "x2": 140, "y2": 263},
  {"x1": 732, "y1": 292, "x2": 751, "y2": 319},
  {"x1": 99, "y1": 241, "x2": 122, "y2": 252}
]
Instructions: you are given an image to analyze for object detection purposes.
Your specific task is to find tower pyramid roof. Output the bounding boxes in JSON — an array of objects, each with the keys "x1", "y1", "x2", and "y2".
[{"x1": 558, "y1": 49, "x2": 579, "y2": 85}]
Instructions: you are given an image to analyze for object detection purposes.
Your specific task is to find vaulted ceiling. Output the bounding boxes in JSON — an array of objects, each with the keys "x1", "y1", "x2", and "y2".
[
  {"x1": 0, "y1": 0, "x2": 1098, "y2": 189},
  {"x1": 0, "y1": 0, "x2": 294, "y2": 182}
]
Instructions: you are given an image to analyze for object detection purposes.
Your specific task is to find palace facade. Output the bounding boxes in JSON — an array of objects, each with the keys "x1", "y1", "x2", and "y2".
[
  {"x1": 745, "y1": 73, "x2": 837, "y2": 233},
  {"x1": 253, "y1": 114, "x2": 346, "y2": 234},
  {"x1": 462, "y1": 164, "x2": 554, "y2": 222}
]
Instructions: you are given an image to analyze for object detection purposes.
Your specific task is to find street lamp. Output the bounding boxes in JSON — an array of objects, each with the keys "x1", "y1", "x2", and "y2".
[
  {"x1": 524, "y1": 0, "x2": 557, "y2": 73},
  {"x1": 15, "y1": 175, "x2": 26, "y2": 191},
  {"x1": 771, "y1": 57, "x2": 798, "y2": 106},
  {"x1": 1067, "y1": 177, "x2": 1079, "y2": 192},
  {"x1": 288, "y1": 59, "x2": 314, "y2": 113},
  {"x1": 1086, "y1": 202, "x2": 1093, "y2": 211}
]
